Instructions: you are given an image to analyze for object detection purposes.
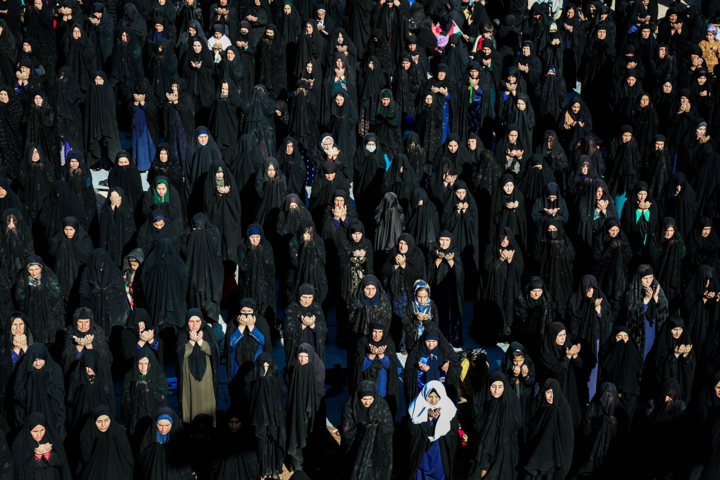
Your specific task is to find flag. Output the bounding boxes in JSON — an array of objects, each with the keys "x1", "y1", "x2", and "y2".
[{"x1": 449, "y1": 21, "x2": 464, "y2": 37}]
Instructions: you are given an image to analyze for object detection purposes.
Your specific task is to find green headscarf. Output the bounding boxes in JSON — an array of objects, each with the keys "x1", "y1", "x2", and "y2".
[{"x1": 153, "y1": 179, "x2": 170, "y2": 203}]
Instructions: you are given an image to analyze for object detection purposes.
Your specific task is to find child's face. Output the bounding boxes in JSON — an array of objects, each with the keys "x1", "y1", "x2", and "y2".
[{"x1": 214, "y1": 31, "x2": 223, "y2": 39}]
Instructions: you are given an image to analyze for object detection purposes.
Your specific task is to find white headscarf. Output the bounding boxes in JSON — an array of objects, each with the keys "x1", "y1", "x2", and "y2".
[{"x1": 407, "y1": 380, "x2": 457, "y2": 442}]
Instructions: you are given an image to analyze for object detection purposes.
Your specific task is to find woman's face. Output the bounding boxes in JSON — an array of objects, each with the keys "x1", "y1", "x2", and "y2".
[
  {"x1": 640, "y1": 95, "x2": 649, "y2": 107},
  {"x1": 226, "y1": 48, "x2": 235, "y2": 61},
  {"x1": 298, "y1": 352, "x2": 309, "y2": 365},
  {"x1": 425, "y1": 95, "x2": 433, "y2": 105},
  {"x1": 95, "y1": 415, "x2": 111, "y2": 432},
  {"x1": 398, "y1": 240, "x2": 408, "y2": 254},
  {"x1": 455, "y1": 188, "x2": 466, "y2": 201},
  {"x1": 28, "y1": 265, "x2": 41, "y2": 279},
  {"x1": 615, "y1": 331, "x2": 629, "y2": 342},
  {"x1": 73, "y1": 27, "x2": 81, "y2": 39},
  {"x1": 500, "y1": 237, "x2": 509, "y2": 248},
  {"x1": 545, "y1": 389, "x2": 554, "y2": 404},
  {"x1": 122, "y1": 31, "x2": 129, "y2": 42},
  {"x1": 193, "y1": 41, "x2": 202, "y2": 53},
  {"x1": 663, "y1": 81, "x2": 672, "y2": 93},
  {"x1": 33, "y1": 358, "x2": 45, "y2": 369},
  {"x1": 249, "y1": 234, "x2": 261, "y2": 246},
  {"x1": 586, "y1": 287, "x2": 595, "y2": 298},
  {"x1": 159, "y1": 150, "x2": 169, "y2": 163},
  {"x1": 361, "y1": 396, "x2": 374, "y2": 407},
  {"x1": 503, "y1": 182, "x2": 514, "y2": 194},
  {"x1": 437, "y1": 71, "x2": 446, "y2": 80},
  {"x1": 11, "y1": 318, "x2": 24, "y2": 336},
  {"x1": 351, "y1": 231, "x2": 362, "y2": 242},
  {"x1": 508, "y1": 131, "x2": 518, "y2": 143},
  {"x1": 490, "y1": 381, "x2": 505, "y2": 398},
  {"x1": 30, "y1": 425, "x2": 45, "y2": 442},
  {"x1": 608, "y1": 226, "x2": 619, "y2": 237},
  {"x1": 415, "y1": 288, "x2": 428, "y2": 304},
  {"x1": 228, "y1": 417, "x2": 241, "y2": 433},
  {"x1": 427, "y1": 391, "x2": 440, "y2": 406},
  {"x1": 622, "y1": 132, "x2": 632, "y2": 143},
  {"x1": 267, "y1": 165, "x2": 276, "y2": 177},
  {"x1": 215, "y1": 171, "x2": 225, "y2": 181},
  {"x1": 188, "y1": 26, "x2": 197, "y2": 36},
  {"x1": 571, "y1": 103, "x2": 580, "y2": 114},
  {"x1": 69, "y1": 157, "x2": 80, "y2": 170},
  {"x1": 438, "y1": 236, "x2": 451, "y2": 249},
  {"x1": 672, "y1": 327, "x2": 683, "y2": 339},
  {"x1": 703, "y1": 226, "x2": 712, "y2": 237},
  {"x1": 285, "y1": 142, "x2": 294, "y2": 155},
  {"x1": 448, "y1": 140, "x2": 458, "y2": 153},
  {"x1": 188, "y1": 316, "x2": 202, "y2": 332},
  {"x1": 364, "y1": 284, "x2": 377, "y2": 298},
  {"x1": 516, "y1": 99, "x2": 526, "y2": 111},
  {"x1": 530, "y1": 288, "x2": 542, "y2": 300},
  {"x1": 715, "y1": 381, "x2": 720, "y2": 398},
  {"x1": 283, "y1": 4, "x2": 291, "y2": 14},
  {"x1": 198, "y1": 134, "x2": 209, "y2": 146},
  {"x1": 155, "y1": 183, "x2": 168, "y2": 197},
  {"x1": 641, "y1": 274, "x2": 654, "y2": 288},
  {"x1": 32, "y1": 149, "x2": 40, "y2": 162},
  {"x1": 335, "y1": 94, "x2": 345, "y2": 106},
  {"x1": 323, "y1": 138, "x2": 333, "y2": 150},
  {"x1": 637, "y1": 190, "x2": 647, "y2": 202},
  {"x1": 157, "y1": 419, "x2": 172, "y2": 436},
  {"x1": 698, "y1": 126, "x2": 707, "y2": 137},
  {"x1": 556, "y1": 330, "x2": 566, "y2": 345},
  {"x1": 110, "y1": 192, "x2": 121, "y2": 204},
  {"x1": 138, "y1": 357, "x2": 149, "y2": 375},
  {"x1": 118, "y1": 156, "x2": 130, "y2": 166}
]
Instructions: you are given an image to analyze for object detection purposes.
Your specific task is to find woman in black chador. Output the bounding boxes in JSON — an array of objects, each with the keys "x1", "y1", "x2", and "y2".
[
  {"x1": 683, "y1": 264, "x2": 720, "y2": 347},
  {"x1": 650, "y1": 217, "x2": 686, "y2": 310},
  {"x1": 0, "y1": 312, "x2": 33, "y2": 420},
  {"x1": 404, "y1": 324, "x2": 460, "y2": 408},
  {"x1": 592, "y1": 218, "x2": 632, "y2": 316},
  {"x1": 348, "y1": 275, "x2": 391, "y2": 344},
  {"x1": 120, "y1": 347, "x2": 168, "y2": 442},
  {"x1": 254, "y1": 157, "x2": 287, "y2": 230},
  {"x1": 245, "y1": 352, "x2": 286, "y2": 479},
  {"x1": 285, "y1": 343, "x2": 325, "y2": 472},
  {"x1": 83, "y1": 72, "x2": 122, "y2": 170},
  {"x1": 140, "y1": 238, "x2": 188, "y2": 330},
  {"x1": 340, "y1": 381, "x2": 393, "y2": 480},
  {"x1": 184, "y1": 128, "x2": 222, "y2": 202},
  {"x1": 407, "y1": 187, "x2": 440, "y2": 256},
  {"x1": 107, "y1": 152, "x2": 143, "y2": 215},
  {"x1": 538, "y1": 322, "x2": 583, "y2": 428},
  {"x1": 66, "y1": 349, "x2": 114, "y2": 431},
  {"x1": 135, "y1": 408, "x2": 193, "y2": 480},
  {"x1": 499, "y1": 343, "x2": 536, "y2": 437},
  {"x1": 48, "y1": 216, "x2": 93, "y2": 303},
  {"x1": 572, "y1": 383, "x2": 628, "y2": 478},
  {"x1": 599, "y1": 326, "x2": 643, "y2": 424},
  {"x1": 204, "y1": 160, "x2": 243, "y2": 265},
  {"x1": 78, "y1": 249, "x2": 130, "y2": 334},
  {"x1": 0, "y1": 210, "x2": 34, "y2": 286},
  {"x1": 513, "y1": 277, "x2": 557, "y2": 356},
  {"x1": 283, "y1": 284, "x2": 327, "y2": 365},
  {"x1": 19, "y1": 143, "x2": 54, "y2": 227},
  {"x1": 257, "y1": 25, "x2": 287, "y2": 101},
  {"x1": 13, "y1": 343, "x2": 66, "y2": 439},
  {"x1": 98, "y1": 187, "x2": 136, "y2": 267},
  {"x1": 121, "y1": 309, "x2": 164, "y2": 368},
  {"x1": 225, "y1": 298, "x2": 272, "y2": 403},
  {"x1": 490, "y1": 174, "x2": 527, "y2": 248},
  {"x1": 35, "y1": 180, "x2": 86, "y2": 254},
  {"x1": 14, "y1": 256, "x2": 64, "y2": 346},
  {"x1": 62, "y1": 153, "x2": 97, "y2": 229},
  {"x1": 519, "y1": 378, "x2": 574, "y2": 480},
  {"x1": 23, "y1": 90, "x2": 59, "y2": 175},
  {"x1": 427, "y1": 231, "x2": 464, "y2": 346},
  {"x1": 181, "y1": 213, "x2": 223, "y2": 322},
  {"x1": 76, "y1": 405, "x2": 134, "y2": 480},
  {"x1": 381, "y1": 233, "x2": 425, "y2": 338},
  {"x1": 406, "y1": 380, "x2": 459, "y2": 480},
  {"x1": 12, "y1": 413, "x2": 71, "y2": 480},
  {"x1": 483, "y1": 227, "x2": 524, "y2": 338},
  {"x1": 211, "y1": 408, "x2": 260, "y2": 480},
  {"x1": 624, "y1": 264, "x2": 668, "y2": 362},
  {"x1": 287, "y1": 220, "x2": 328, "y2": 304},
  {"x1": 642, "y1": 378, "x2": 688, "y2": 479},
  {"x1": 654, "y1": 315, "x2": 696, "y2": 403},
  {"x1": 467, "y1": 371, "x2": 522, "y2": 480},
  {"x1": 179, "y1": 37, "x2": 214, "y2": 116},
  {"x1": 60, "y1": 307, "x2": 112, "y2": 375},
  {"x1": 443, "y1": 181, "x2": 479, "y2": 297}
]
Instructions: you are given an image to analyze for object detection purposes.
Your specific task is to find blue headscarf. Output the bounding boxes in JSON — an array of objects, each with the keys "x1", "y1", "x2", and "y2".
[{"x1": 155, "y1": 414, "x2": 173, "y2": 444}]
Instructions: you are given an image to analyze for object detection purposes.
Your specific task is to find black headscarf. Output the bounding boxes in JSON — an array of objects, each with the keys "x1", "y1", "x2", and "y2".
[
  {"x1": 120, "y1": 346, "x2": 169, "y2": 437},
  {"x1": 66, "y1": 349, "x2": 114, "y2": 430},
  {"x1": 78, "y1": 248, "x2": 130, "y2": 332},
  {"x1": 599, "y1": 325, "x2": 642, "y2": 395},
  {"x1": 185, "y1": 127, "x2": 222, "y2": 200}
]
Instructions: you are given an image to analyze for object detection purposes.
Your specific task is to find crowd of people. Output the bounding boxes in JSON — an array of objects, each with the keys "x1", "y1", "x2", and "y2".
[{"x1": 0, "y1": 0, "x2": 719, "y2": 477}]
